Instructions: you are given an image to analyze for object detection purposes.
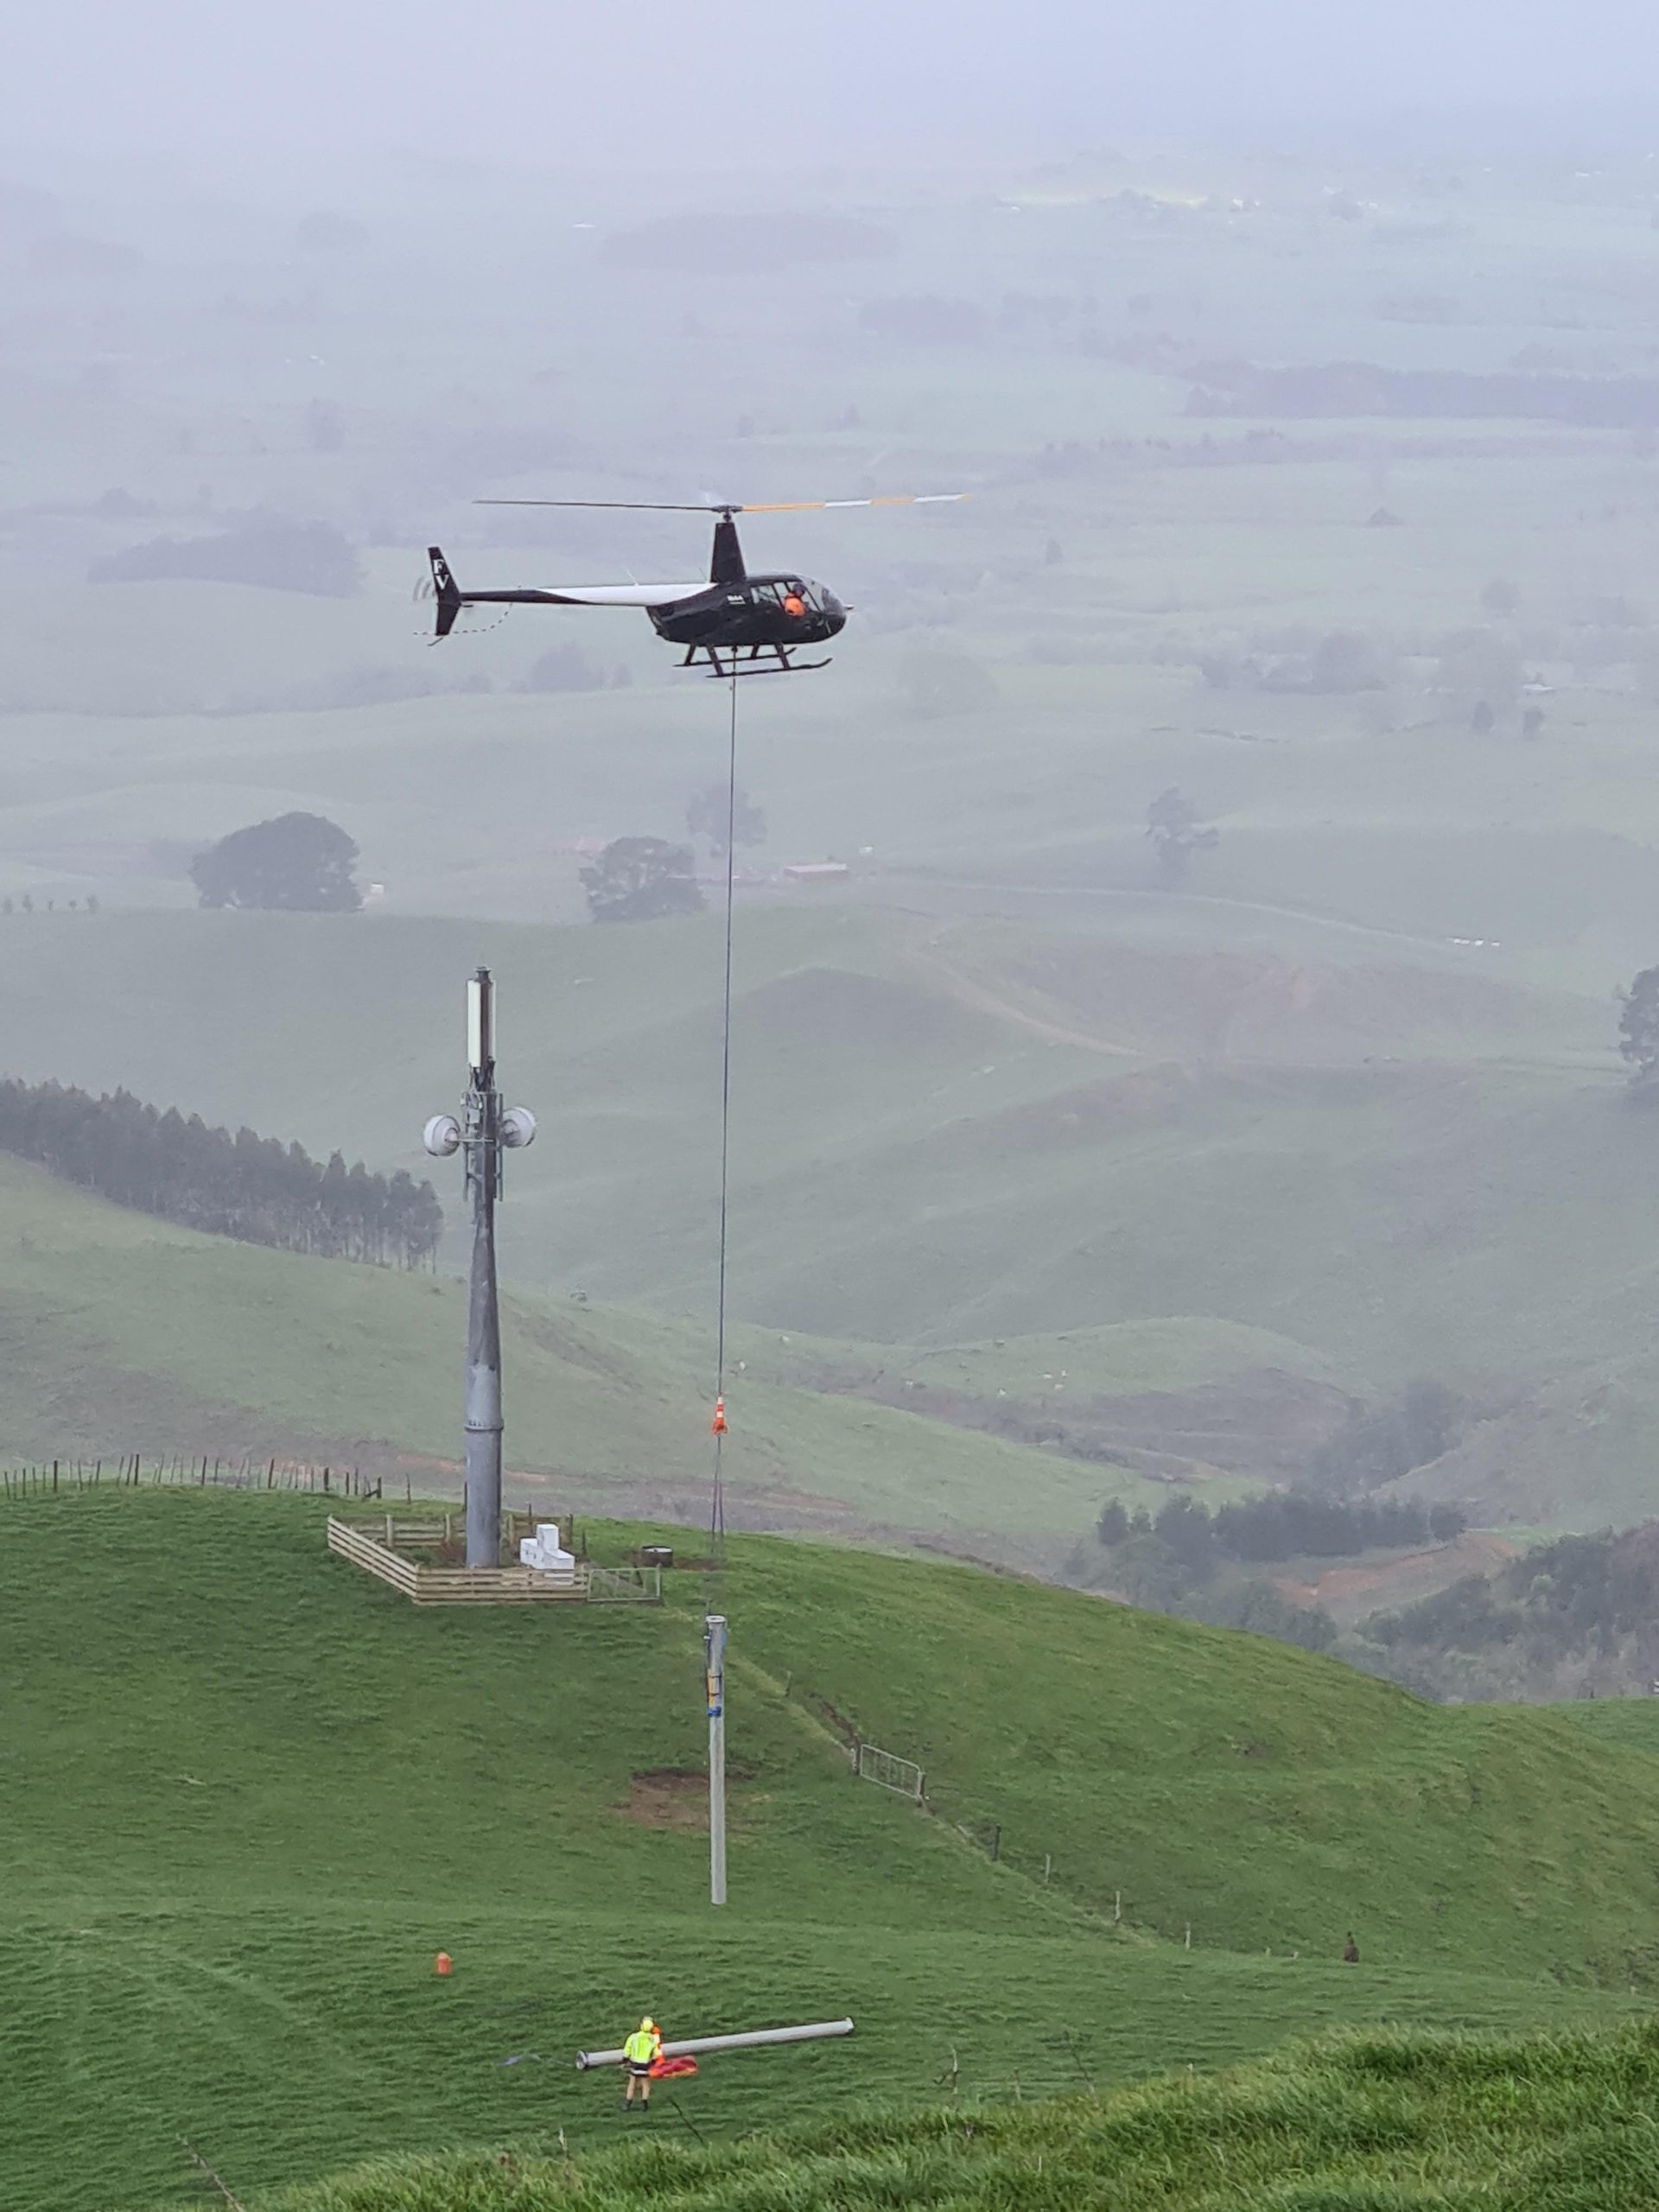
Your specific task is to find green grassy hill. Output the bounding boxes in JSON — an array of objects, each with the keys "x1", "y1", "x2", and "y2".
[
  {"x1": 1554, "y1": 1699, "x2": 1659, "y2": 1756},
  {"x1": 254, "y1": 2019, "x2": 1659, "y2": 2212},
  {"x1": 0, "y1": 1153, "x2": 1171, "y2": 1563},
  {"x1": 1, "y1": 903, "x2": 1653, "y2": 1530},
  {"x1": 6, "y1": 1489, "x2": 1659, "y2": 2210},
  {"x1": 0, "y1": 905, "x2": 1613, "y2": 1364}
]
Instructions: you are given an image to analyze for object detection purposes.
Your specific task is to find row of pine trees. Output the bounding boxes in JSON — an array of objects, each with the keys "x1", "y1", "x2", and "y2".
[{"x1": 0, "y1": 1080, "x2": 443, "y2": 1268}]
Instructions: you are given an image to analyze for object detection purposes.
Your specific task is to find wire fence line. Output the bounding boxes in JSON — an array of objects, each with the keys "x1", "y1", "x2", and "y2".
[
  {"x1": 798, "y1": 1685, "x2": 1172, "y2": 1943},
  {"x1": 0, "y1": 1454, "x2": 378, "y2": 1500}
]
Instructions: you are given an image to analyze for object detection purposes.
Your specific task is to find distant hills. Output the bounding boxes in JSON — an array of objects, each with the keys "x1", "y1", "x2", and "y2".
[{"x1": 0, "y1": 905, "x2": 1650, "y2": 1546}]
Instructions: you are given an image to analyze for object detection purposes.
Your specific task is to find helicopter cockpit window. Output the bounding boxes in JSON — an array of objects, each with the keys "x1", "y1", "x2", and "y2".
[{"x1": 753, "y1": 579, "x2": 820, "y2": 614}]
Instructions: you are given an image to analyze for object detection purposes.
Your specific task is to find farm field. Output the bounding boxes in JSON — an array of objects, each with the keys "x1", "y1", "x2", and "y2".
[
  {"x1": 3, "y1": 1488, "x2": 1656, "y2": 2212},
  {"x1": 8, "y1": 156, "x2": 1659, "y2": 1001}
]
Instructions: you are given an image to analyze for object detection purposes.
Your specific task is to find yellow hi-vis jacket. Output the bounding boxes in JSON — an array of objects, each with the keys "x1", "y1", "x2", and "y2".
[{"x1": 624, "y1": 2029, "x2": 660, "y2": 2066}]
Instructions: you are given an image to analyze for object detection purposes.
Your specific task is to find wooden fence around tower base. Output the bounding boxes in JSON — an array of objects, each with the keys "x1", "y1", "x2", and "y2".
[{"x1": 324, "y1": 1517, "x2": 660, "y2": 1606}]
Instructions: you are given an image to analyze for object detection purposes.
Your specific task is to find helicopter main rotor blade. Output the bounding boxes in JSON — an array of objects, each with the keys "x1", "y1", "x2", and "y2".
[
  {"x1": 736, "y1": 494, "x2": 968, "y2": 512},
  {"x1": 474, "y1": 493, "x2": 969, "y2": 514},
  {"x1": 475, "y1": 499, "x2": 727, "y2": 512}
]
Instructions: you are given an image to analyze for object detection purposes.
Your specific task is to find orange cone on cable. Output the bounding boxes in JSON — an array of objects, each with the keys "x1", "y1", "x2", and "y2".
[{"x1": 710, "y1": 1396, "x2": 728, "y2": 1435}]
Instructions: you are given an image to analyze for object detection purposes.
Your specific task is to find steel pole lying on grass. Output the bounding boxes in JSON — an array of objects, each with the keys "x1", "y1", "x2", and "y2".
[{"x1": 575, "y1": 2018, "x2": 855, "y2": 2069}]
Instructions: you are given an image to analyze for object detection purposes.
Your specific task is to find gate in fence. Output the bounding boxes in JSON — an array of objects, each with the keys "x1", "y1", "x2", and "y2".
[{"x1": 854, "y1": 1741, "x2": 926, "y2": 1802}]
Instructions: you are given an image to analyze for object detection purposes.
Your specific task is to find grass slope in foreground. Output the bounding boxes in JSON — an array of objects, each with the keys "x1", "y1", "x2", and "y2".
[
  {"x1": 4, "y1": 1492, "x2": 1657, "y2": 2210},
  {"x1": 263, "y1": 2019, "x2": 1659, "y2": 2212}
]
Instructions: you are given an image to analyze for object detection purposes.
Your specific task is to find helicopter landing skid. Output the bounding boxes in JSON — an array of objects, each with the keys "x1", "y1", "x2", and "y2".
[{"x1": 682, "y1": 644, "x2": 833, "y2": 679}]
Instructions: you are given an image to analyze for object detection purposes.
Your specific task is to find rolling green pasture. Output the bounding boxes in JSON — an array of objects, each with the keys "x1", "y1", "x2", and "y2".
[
  {"x1": 1, "y1": 902, "x2": 1656, "y2": 1531},
  {"x1": 2, "y1": 1489, "x2": 1655, "y2": 2211},
  {"x1": 1548, "y1": 1698, "x2": 1659, "y2": 1757},
  {"x1": 0, "y1": 1154, "x2": 1171, "y2": 1560},
  {"x1": 0, "y1": 904, "x2": 1618, "y2": 1365}
]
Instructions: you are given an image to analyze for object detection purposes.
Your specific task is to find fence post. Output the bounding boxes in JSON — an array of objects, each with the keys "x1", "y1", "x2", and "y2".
[
  {"x1": 1115, "y1": 1891, "x2": 1122, "y2": 1923},
  {"x1": 989, "y1": 1823, "x2": 1001, "y2": 1863},
  {"x1": 1044, "y1": 1853, "x2": 1052, "y2": 1885}
]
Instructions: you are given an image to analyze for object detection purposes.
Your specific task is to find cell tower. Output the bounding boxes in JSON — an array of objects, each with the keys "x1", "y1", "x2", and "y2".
[{"x1": 423, "y1": 967, "x2": 537, "y2": 1568}]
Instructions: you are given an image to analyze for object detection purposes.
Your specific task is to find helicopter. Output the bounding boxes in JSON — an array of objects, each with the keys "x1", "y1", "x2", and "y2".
[{"x1": 424, "y1": 493, "x2": 963, "y2": 677}]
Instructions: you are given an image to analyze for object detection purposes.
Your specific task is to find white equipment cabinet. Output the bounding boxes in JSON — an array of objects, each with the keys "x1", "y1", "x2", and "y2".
[{"x1": 518, "y1": 1522, "x2": 577, "y2": 1583}]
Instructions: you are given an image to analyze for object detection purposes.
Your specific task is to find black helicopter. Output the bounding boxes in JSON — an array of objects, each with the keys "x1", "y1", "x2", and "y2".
[{"x1": 425, "y1": 493, "x2": 963, "y2": 677}]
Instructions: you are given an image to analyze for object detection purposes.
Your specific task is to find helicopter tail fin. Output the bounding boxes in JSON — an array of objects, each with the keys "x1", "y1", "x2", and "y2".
[
  {"x1": 709, "y1": 512, "x2": 746, "y2": 587},
  {"x1": 428, "y1": 546, "x2": 463, "y2": 639}
]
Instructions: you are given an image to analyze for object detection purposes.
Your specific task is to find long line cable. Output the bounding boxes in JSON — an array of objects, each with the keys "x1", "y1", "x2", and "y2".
[{"x1": 709, "y1": 671, "x2": 739, "y2": 1558}]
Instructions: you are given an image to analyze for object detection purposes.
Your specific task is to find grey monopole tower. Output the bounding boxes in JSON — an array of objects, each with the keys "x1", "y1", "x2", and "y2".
[{"x1": 423, "y1": 967, "x2": 537, "y2": 1567}]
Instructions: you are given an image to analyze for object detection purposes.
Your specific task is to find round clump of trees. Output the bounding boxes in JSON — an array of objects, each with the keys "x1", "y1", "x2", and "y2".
[{"x1": 190, "y1": 813, "x2": 362, "y2": 912}]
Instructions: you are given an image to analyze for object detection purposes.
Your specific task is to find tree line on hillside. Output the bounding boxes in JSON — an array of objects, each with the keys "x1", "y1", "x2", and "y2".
[
  {"x1": 1102, "y1": 1502, "x2": 1659, "y2": 1706},
  {"x1": 1363, "y1": 1526, "x2": 1659, "y2": 1701},
  {"x1": 0, "y1": 1079, "x2": 442, "y2": 1268},
  {"x1": 1096, "y1": 1490, "x2": 1466, "y2": 1566},
  {"x1": 1077, "y1": 1408, "x2": 1477, "y2": 1665}
]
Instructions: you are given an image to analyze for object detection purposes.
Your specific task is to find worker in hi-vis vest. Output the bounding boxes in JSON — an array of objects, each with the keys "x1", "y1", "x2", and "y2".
[{"x1": 622, "y1": 2017, "x2": 662, "y2": 2109}]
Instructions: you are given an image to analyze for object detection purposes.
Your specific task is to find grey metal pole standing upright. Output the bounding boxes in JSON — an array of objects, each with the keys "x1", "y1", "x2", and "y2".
[
  {"x1": 462, "y1": 969, "x2": 503, "y2": 1568},
  {"x1": 423, "y1": 967, "x2": 537, "y2": 1571},
  {"x1": 705, "y1": 1612, "x2": 728, "y2": 1906}
]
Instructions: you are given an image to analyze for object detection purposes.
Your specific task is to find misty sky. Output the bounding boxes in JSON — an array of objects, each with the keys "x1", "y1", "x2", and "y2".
[{"x1": 5, "y1": 2, "x2": 1658, "y2": 179}]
